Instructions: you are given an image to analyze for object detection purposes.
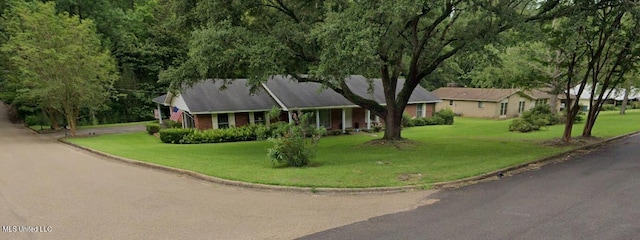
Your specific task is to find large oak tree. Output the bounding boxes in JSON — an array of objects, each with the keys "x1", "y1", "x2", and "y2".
[{"x1": 160, "y1": 0, "x2": 559, "y2": 140}]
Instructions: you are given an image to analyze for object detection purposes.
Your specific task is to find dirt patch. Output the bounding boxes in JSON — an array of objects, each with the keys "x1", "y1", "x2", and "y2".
[
  {"x1": 540, "y1": 136, "x2": 604, "y2": 147},
  {"x1": 365, "y1": 139, "x2": 421, "y2": 150},
  {"x1": 397, "y1": 173, "x2": 424, "y2": 184}
]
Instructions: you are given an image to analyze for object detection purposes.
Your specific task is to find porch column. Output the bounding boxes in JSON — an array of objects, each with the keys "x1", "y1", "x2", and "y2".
[
  {"x1": 316, "y1": 110, "x2": 320, "y2": 129},
  {"x1": 265, "y1": 112, "x2": 270, "y2": 127},
  {"x1": 366, "y1": 110, "x2": 371, "y2": 130},
  {"x1": 288, "y1": 111, "x2": 293, "y2": 124},
  {"x1": 342, "y1": 108, "x2": 346, "y2": 133},
  {"x1": 249, "y1": 112, "x2": 255, "y2": 124},
  {"x1": 157, "y1": 105, "x2": 163, "y2": 125}
]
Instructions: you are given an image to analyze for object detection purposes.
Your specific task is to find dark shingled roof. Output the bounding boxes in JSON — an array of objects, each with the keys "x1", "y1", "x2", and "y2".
[
  {"x1": 152, "y1": 94, "x2": 167, "y2": 105},
  {"x1": 263, "y1": 75, "x2": 440, "y2": 109},
  {"x1": 159, "y1": 75, "x2": 441, "y2": 113},
  {"x1": 180, "y1": 79, "x2": 280, "y2": 113},
  {"x1": 432, "y1": 87, "x2": 523, "y2": 102}
]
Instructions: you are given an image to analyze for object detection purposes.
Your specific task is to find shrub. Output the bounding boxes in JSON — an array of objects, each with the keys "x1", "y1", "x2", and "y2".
[
  {"x1": 146, "y1": 123, "x2": 161, "y2": 135},
  {"x1": 600, "y1": 104, "x2": 617, "y2": 111},
  {"x1": 631, "y1": 102, "x2": 640, "y2": 109},
  {"x1": 509, "y1": 118, "x2": 534, "y2": 132},
  {"x1": 164, "y1": 120, "x2": 182, "y2": 128},
  {"x1": 434, "y1": 108, "x2": 455, "y2": 125},
  {"x1": 267, "y1": 134, "x2": 312, "y2": 167},
  {"x1": 25, "y1": 115, "x2": 44, "y2": 127},
  {"x1": 522, "y1": 105, "x2": 557, "y2": 126},
  {"x1": 426, "y1": 115, "x2": 446, "y2": 125},
  {"x1": 402, "y1": 113, "x2": 414, "y2": 127},
  {"x1": 266, "y1": 113, "x2": 324, "y2": 167},
  {"x1": 159, "y1": 128, "x2": 193, "y2": 143}
]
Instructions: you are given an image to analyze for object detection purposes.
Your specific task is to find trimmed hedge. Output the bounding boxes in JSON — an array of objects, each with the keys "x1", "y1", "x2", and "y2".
[
  {"x1": 402, "y1": 108, "x2": 455, "y2": 128},
  {"x1": 146, "y1": 123, "x2": 161, "y2": 135},
  {"x1": 159, "y1": 128, "x2": 193, "y2": 143},
  {"x1": 159, "y1": 124, "x2": 289, "y2": 144}
]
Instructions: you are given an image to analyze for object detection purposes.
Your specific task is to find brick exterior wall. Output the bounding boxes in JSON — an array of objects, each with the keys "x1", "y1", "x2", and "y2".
[
  {"x1": 235, "y1": 113, "x2": 250, "y2": 127},
  {"x1": 194, "y1": 114, "x2": 212, "y2": 130}
]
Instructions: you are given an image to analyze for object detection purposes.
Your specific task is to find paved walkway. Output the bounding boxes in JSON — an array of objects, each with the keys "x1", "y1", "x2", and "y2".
[{"x1": 0, "y1": 103, "x2": 435, "y2": 240}]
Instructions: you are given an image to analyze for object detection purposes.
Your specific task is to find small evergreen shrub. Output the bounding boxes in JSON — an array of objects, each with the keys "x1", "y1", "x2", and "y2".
[
  {"x1": 146, "y1": 123, "x2": 161, "y2": 135},
  {"x1": 435, "y1": 108, "x2": 455, "y2": 125},
  {"x1": 509, "y1": 118, "x2": 534, "y2": 132},
  {"x1": 402, "y1": 113, "x2": 414, "y2": 127},
  {"x1": 159, "y1": 128, "x2": 193, "y2": 143},
  {"x1": 266, "y1": 112, "x2": 324, "y2": 168},
  {"x1": 600, "y1": 104, "x2": 617, "y2": 111},
  {"x1": 164, "y1": 120, "x2": 182, "y2": 128}
]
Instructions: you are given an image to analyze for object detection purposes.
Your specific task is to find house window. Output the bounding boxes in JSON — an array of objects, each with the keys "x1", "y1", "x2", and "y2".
[
  {"x1": 518, "y1": 101, "x2": 526, "y2": 113},
  {"x1": 218, "y1": 113, "x2": 229, "y2": 129},
  {"x1": 254, "y1": 112, "x2": 265, "y2": 125},
  {"x1": 319, "y1": 109, "x2": 331, "y2": 128},
  {"x1": 449, "y1": 100, "x2": 454, "y2": 106},
  {"x1": 478, "y1": 101, "x2": 484, "y2": 108},
  {"x1": 416, "y1": 104, "x2": 424, "y2": 118},
  {"x1": 500, "y1": 102, "x2": 508, "y2": 116},
  {"x1": 536, "y1": 99, "x2": 548, "y2": 106}
]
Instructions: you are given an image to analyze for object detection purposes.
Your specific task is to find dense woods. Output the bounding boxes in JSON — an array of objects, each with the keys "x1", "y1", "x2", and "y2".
[{"x1": 1, "y1": 0, "x2": 639, "y2": 141}]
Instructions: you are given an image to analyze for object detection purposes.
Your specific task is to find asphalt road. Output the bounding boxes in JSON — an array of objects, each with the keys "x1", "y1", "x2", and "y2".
[
  {"x1": 0, "y1": 103, "x2": 435, "y2": 240},
  {"x1": 300, "y1": 133, "x2": 640, "y2": 239}
]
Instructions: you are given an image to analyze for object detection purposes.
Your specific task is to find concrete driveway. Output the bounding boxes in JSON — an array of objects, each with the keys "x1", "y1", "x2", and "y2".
[{"x1": 0, "y1": 103, "x2": 434, "y2": 240}]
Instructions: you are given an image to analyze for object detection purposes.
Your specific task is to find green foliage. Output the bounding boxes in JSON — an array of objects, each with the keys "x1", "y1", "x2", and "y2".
[
  {"x1": 158, "y1": 128, "x2": 192, "y2": 144},
  {"x1": 434, "y1": 108, "x2": 455, "y2": 125},
  {"x1": 267, "y1": 113, "x2": 325, "y2": 168},
  {"x1": 509, "y1": 118, "x2": 535, "y2": 132},
  {"x1": 146, "y1": 123, "x2": 161, "y2": 135},
  {"x1": 401, "y1": 113, "x2": 414, "y2": 128},
  {"x1": 163, "y1": 120, "x2": 182, "y2": 128},
  {"x1": 24, "y1": 114, "x2": 48, "y2": 127},
  {"x1": 159, "y1": 0, "x2": 556, "y2": 140},
  {"x1": 523, "y1": 105, "x2": 557, "y2": 125},
  {"x1": 600, "y1": 104, "x2": 617, "y2": 111},
  {"x1": 1, "y1": 1, "x2": 118, "y2": 135},
  {"x1": 267, "y1": 134, "x2": 312, "y2": 168},
  {"x1": 510, "y1": 105, "x2": 558, "y2": 132}
]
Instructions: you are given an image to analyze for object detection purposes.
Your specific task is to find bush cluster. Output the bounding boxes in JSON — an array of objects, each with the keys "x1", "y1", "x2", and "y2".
[
  {"x1": 509, "y1": 105, "x2": 560, "y2": 132},
  {"x1": 163, "y1": 120, "x2": 182, "y2": 128},
  {"x1": 267, "y1": 134, "x2": 312, "y2": 167},
  {"x1": 600, "y1": 104, "x2": 617, "y2": 111},
  {"x1": 158, "y1": 123, "x2": 297, "y2": 144},
  {"x1": 159, "y1": 128, "x2": 193, "y2": 143},
  {"x1": 146, "y1": 123, "x2": 161, "y2": 135},
  {"x1": 402, "y1": 108, "x2": 455, "y2": 128},
  {"x1": 266, "y1": 112, "x2": 325, "y2": 168}
]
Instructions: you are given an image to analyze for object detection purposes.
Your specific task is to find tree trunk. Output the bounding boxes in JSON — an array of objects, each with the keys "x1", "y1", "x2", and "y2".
[
  {"x1": 548, "y1": 93, "x2": 559, "y2": 113},
  {"x1": 582, "y1": 99, "x2": 602, "y2": 138},
  {"x1": 44, "y1": 108, "x2": 59, "y2": 129},
  {"x1": 620, "y1": 86, "x2": 630, "y2": 115},
  {"x1": 382, "y1": 106, "x2": 403, "y2": 140}
]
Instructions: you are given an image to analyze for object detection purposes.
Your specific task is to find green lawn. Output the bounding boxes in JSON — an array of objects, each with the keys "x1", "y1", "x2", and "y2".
[
  {"x1": 29, "y1": 120, "x2": 151, "y2": 131},
  {"x1": 67, "y1": 110, "x2": 640, "y2": 188}
]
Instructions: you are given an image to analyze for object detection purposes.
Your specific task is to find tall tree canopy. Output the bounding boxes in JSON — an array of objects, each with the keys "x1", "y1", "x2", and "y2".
[
  {"x1": 0, "y1": 1, "x2": 118, "y2": 135},
  {"x1": 161, "y1": 0, "x2": 560, "y2": 140}
]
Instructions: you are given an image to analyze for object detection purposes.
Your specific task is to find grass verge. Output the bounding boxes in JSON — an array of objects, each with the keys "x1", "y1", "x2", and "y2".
[{"x1": 67, "y1": 110, "x2": 640, "y2": 188}]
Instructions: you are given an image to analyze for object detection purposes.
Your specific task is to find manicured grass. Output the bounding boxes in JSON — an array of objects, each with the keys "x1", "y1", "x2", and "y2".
[
  {"x1": 29, "y1": 120, "x2": 151, "y2": 131},
  {"x1": 67, "y1": 110, "x2": 640, "y2": 188},
  {"x1": 78, "y1": 120, "x2": 153, "y2": 129}
]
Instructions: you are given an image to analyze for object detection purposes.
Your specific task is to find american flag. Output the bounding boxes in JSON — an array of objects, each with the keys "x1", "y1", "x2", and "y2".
[{"x1": 170, "y1": 107, "x2": 183, "y2": 121}]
